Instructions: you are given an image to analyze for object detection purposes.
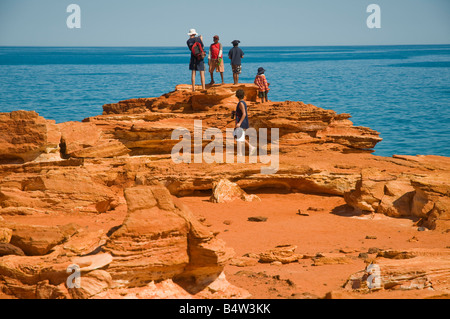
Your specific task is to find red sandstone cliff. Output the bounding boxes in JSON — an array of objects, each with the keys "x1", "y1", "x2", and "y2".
[{"x1": 0, "y1": 84, "x2": 448, "y2": 299}]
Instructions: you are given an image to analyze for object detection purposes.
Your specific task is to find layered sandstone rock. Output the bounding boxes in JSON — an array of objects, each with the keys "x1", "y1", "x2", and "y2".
[
  {"x1": 0, "y1": 84, "x2": 448, "y2": 299},
  {"x1": 90, "y1": 85, "x2": 382, "y2": 159},
  {"x1": 0, "y1": 243, "x2": 25, "y2": 257},
  {"x1": 0, "y1": 111, "x2": 61, "y2": 164},
  {"x1": 344, "y1": 168, "x2": 415, "y2": 216},
  {"x1": 104, "y1": 185, "x2": 193, "y2": 285},
  {"x1": 0, "y1": 183, "x2": 248, "y2": 299},
  {"x1": 344, "y1": 156, "x2": 450, "y2": 229},
  {"x1": 210, "y1": 179, "x2": 261, "y2": 203},
  {"x1": 0, "y1": 227, "x2": 12, "y2": 243},
  {"x1": 59, "y1": 121, "x2": 130, "y2": 159},
  {"x1": 343, "y1": 249, "x2": 450, "y2": 293},
  {"x1": 9, "y1": 223, "x2": 80, "y2": 256},
  {"x1": 102, "y1": 84, "x2": 257, "y2": 115},
  {"x1": 411, "y1": 175, "x2": 450, "y2": 230},
  {"x1": 0, "y1": 85, "x2": 447, "y2": 209},
  {"x1": 258, "y1": 245, "x2": 302, "y2": 264},
  {"x1": 0, "y1": 249, "x2": 114, "y2": 299},
  {"x1": 104, "y1": 184, "x2": 235, "y2": 288},
  {"x1": 0, "y1": 167, "x2": 119, "y2": 214}
]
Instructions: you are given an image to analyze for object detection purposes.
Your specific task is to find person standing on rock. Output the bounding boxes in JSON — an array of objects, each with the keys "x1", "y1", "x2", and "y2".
[
  {"x1": 254, "y1": 67, "x2": 270, "y2": 103},
  {"x1": 208, "y1": 35, "x2": 225, "y2": 85},
  {"x1": 228, "y1": 40, "x2": 244, "y2": 85},
  {"x1": 187, "y1": 29, "x2": 206, "y2": 92}
]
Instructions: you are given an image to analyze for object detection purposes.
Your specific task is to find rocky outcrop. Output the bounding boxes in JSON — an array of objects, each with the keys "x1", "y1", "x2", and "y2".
[
  {"x1": 344, "y1": 156, "x2": 450, "y2": 229},
  {"x1": 0, "y1": 167, "x2": 119, "y2": 214},
  {"x1": 0, "y1": 111, "x2": 61, "y2": 164},
  {"x1": 90, "y1": 86, "x2": 382, "y2": 158},
  {"x1": 0, "y1": 84, "x2": 385, "y2": 199},
  {"x1": 103, "y1": 185, "x2": 194, "y2": 285},
  {"x1": 411, "y1": 175, "x2": 450, "y2": 230},
  {"x1": 0, "y1": 243, "x2": 25, "y2": 257},
  {"x1": 210, "y1": 179, "x2": 261, "y2": 203},
  {"x1": 344, "y1": 168, "x2": 415, "y2": 216},
  {"x1": 59, "y1": 121, "x2": 130, "y2": 159},
  {"x1": 343, "y1": 249, "x2": 450, "y2": 294},
  {"x1": 0, "y1": 85, "x2": 447, "y2": 211},
  {"x1": 0, "y1": 84, "x2": 449, "y2": 299},
  {"x1": 102, "y1": 84, "x2": 258, "y2": 115},
  {"x1": 0, "y1": 183, "x2": 248, "y2": 299},
  {"x1": 104, "y1": 184, "x2": 235, "y2": 288},
  {"x1": 258, "y1": 245, "x2": 302, "y2": 264},
  {"x1": 0, "y1": 249, "x2": 114, "y2": 299},
  {"x1": 0, "y1": 227, "x2": 12, "y2": 243},
  {"x1": 9, "y1": 223, "x2": 80, "y2": 256}
]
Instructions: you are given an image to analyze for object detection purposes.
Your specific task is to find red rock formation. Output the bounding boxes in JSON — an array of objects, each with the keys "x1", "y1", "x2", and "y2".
[
  {"x1": 342, "y1": 249, "x2": 450, "y2": 294},
  {"x1": 0, "y1": 111, "x2": 61, "y2": 164},
  {"x1": 210, "y1": 179, "x2": 261, "y2": 203},
  {"x1": 0, "y1": 167, "x2": 119, "y2": 214},
  {"x1": 104, "y1": 184, "x2": 237, "y2": 291},
  {"x1": 92, "y1": 85, "x2": 382, "y2": 157},
  {"x1": 0, "y1": 84, "x2": 448, "y2": 299},
  {"x1": 344, "y1": 157, "x2": 450, "y2": 230}
]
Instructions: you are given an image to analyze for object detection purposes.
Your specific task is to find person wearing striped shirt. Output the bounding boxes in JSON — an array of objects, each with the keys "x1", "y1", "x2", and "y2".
[{"x1": 254, "y1": 67, "x2": 270, "y2": 103}]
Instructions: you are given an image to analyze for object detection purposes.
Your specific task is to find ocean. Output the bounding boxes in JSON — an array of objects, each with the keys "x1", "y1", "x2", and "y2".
[{"x1": 0, "y1": 45, "x2": 449, "y2": 157}]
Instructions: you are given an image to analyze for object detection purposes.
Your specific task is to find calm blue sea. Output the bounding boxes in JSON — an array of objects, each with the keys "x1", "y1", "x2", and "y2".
[{"x1": 0, "y1": 45, "x2": 449, "y2": 157}]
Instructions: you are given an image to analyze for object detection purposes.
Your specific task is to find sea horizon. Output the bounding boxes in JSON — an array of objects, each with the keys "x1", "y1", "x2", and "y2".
[{"x1": 1, "y1": 43, "x2": 449, "y2": 47}]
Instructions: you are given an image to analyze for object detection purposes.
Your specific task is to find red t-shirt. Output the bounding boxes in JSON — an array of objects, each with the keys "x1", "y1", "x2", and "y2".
[{"x1": 210, "y1": 43, "x2": 222, "y2": 60}]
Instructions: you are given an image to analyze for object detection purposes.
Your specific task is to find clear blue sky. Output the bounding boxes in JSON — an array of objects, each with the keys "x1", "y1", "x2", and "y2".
[{"x1": 0, "y1": 0, "x2": 449, "y2": 46}]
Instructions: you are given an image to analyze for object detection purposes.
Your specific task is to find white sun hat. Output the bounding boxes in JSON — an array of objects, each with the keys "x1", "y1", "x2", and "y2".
[{"x1": 188, "y1": 28, "x2": 197, "y2": 36}]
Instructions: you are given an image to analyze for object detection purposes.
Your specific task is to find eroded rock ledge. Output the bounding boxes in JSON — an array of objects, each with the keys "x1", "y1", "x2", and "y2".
[{"x1": 0, "y1": 83, "x2": 449, "y2": 298}]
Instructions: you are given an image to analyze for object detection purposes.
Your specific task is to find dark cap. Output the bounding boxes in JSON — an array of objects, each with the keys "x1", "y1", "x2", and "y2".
[
  {"x1": 231, "y1": 40, "x2": 240, "y2": 45},
  {"x1": 257, "y1": 67, "x2": 265, "y2": 75}
]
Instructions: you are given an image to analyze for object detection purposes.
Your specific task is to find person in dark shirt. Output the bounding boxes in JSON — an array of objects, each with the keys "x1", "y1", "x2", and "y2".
[
  {"x1": 228, "y1": 40, "x2": 244, "y2": 85},
  {"x1": 234, "y1": 89, "x2": 256, "y2": 156},
  {"x1": 186, "y1": 28, "x2": 206, "y2": 92}
]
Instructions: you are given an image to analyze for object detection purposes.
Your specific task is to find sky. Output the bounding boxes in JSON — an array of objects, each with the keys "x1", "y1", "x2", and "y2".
[{"x1": 0, "y1": 0, "x2": 449, "y2": 46}]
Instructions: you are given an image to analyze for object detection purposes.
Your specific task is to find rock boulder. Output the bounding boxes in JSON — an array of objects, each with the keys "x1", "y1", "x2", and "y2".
[
  {"x1": 0, "y1": 111, "x2": 61, "y2": 164},
  {"x1": 104, "y1": 184, "x2": 235, "y2": 289}
]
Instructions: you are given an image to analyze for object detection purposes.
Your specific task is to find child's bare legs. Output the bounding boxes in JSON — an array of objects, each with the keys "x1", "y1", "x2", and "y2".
[
  {"x1": 220, "y1": 72, "x2": 224, "y2": 84},
  {"x1": 236, "y1": 140, "x2": 256, "y2": 156},
  {"x1": 200, "y1": 71, "x2": 206, "y2": 90},
  {"x1": 191, "y1": 70, "x2": 196, "y2": 92},
  {"x1": 236, "y1": 141, "x2": 245, "y2": 159},
  {"x1": 209, "y1": 71, "x2": 215, "y2": 85},
  {"x1": 258, "y1": 92, "x2": 265, "y2": 103}
]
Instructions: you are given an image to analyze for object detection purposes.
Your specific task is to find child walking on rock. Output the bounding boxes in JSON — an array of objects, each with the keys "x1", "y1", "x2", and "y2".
[{"x1": 234, "y1": 89, "x2": 256, "y2": 156}]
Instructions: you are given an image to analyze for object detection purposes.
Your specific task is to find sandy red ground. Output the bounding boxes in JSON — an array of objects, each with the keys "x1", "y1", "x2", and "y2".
[
  {"x1": 181, "y1": 192, "x2": 449, "y2": 299},
  {"x1": 3, "y1": 191, "x2": 448, "y2": 299}
]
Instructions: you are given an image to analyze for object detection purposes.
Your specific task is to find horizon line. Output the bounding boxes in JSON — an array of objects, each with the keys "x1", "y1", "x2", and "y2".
[{"x1": 1, "y1": 43, "x2": 449, "y2": 48}]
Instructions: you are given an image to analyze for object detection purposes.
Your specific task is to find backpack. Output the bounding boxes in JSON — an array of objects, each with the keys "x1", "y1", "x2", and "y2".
[{"x1": 191, "y1": 38, "x2": 206, "y2": 60}]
